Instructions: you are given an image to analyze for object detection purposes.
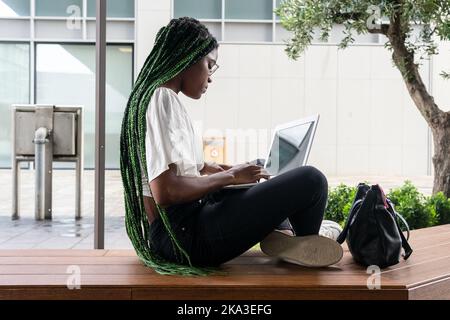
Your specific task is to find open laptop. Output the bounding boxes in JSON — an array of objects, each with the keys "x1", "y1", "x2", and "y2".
[{"x1": 223, "y1": 114, "x2": 320, "y2": 189}]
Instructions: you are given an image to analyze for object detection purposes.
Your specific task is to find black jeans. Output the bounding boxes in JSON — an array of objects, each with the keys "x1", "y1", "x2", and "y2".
[{"x1": 149, "y1": 166, "x2": 328, "y2": 267}]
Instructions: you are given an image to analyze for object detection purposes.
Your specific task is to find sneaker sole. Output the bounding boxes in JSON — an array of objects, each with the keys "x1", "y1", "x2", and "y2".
[{"x1": 260, "y1": 231, "x2": 344, "y2": 267}]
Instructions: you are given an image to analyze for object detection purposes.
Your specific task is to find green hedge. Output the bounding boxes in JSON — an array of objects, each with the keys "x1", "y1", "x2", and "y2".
[
  {"x1": 324, "y1": 180, "x2": 450, "y2": 230},
  {"x1": 324, "y1": 184, "x2": 357, "y2": 227}
]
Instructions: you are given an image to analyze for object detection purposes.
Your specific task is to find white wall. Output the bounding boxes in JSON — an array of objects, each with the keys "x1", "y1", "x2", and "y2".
[
  {"x1": 136, "y1": 0, "x2": 449, "y2": 177},
  {"x1": 136, "y1": 0, "x2": 171, "y2": 72}
]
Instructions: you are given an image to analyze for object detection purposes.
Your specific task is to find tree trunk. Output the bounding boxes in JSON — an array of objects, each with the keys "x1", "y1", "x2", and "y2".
[
  {"x1": 401, "y1": 68, "x2": 450, "y2": 198},
  {"x1": 431, "y1": 119, "x2": 450, "y2": 197},
  {"x1": 386, "y1": 12, "x2": 450, "y2": 197}
]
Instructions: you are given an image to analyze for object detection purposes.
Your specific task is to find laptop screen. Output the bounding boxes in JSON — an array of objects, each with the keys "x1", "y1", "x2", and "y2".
[{"x1": 265, "y1": 121, "x2": 315, "y2": 175}]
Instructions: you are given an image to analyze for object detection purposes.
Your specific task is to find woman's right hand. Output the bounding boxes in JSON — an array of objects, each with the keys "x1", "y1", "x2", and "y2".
[{"x1": 226, "y1": 163, "x2": 272, "y2": 185}]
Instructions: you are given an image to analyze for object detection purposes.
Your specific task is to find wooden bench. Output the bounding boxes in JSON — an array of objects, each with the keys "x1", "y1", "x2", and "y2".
[{"x1": 0, "y1": 224, "x2": 449, "y2": 300}]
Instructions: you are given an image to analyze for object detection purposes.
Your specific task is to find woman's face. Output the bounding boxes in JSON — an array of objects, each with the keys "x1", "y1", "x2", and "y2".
[{"x1": 180, "y1": 48, "x2": 218, "y2": 99}]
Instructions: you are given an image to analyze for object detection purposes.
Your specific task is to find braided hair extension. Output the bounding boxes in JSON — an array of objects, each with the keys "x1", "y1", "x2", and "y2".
[{"x1": 120, "y1": 17, "x2": 219, "y2": 276}]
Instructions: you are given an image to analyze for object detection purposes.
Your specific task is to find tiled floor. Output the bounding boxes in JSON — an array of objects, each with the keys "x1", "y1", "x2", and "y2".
[
  {"x1": 0, "y1": 169, "x2": 433, "y2": 249},
  {"x1": 0, "y1": 216, "x2": 132, "y2": 249}
]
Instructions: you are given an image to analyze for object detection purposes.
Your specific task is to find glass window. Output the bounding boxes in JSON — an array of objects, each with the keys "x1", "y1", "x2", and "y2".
[
  {"x1": 0, "y1": 0, "x2": 30, "y2": 17},
  {"x1": 174, "y1": 0, "x2": 221, "y2": 20},
  {"x1": 36, "y1": 0, "x2": 83, "y2": 17},
  {"x1": 87, "y1": 0, "x2": 135, "y2": 18},
  {"x1": 0, "y1": 43, "x2": 29, "y2": 167},
  {"x1": 225, "y1": 0, "x2": 273, "y2": 20},
  {"x1": 36, "y1": 44, "x2": 133, "y2": 169}
]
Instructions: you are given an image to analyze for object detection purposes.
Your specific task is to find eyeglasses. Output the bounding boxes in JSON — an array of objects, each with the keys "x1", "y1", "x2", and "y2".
[{"x1": 209, "y1": 63, "x2": 219, "y2": 75}]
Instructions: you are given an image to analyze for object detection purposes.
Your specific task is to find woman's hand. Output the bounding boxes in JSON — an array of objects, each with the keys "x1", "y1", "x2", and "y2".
[
  {"x1": 200, "y1": 161, "x2": 233, "y2": 175},
  {"x1": 226, "y1": 163, "x2": 271, "y2": 185}
]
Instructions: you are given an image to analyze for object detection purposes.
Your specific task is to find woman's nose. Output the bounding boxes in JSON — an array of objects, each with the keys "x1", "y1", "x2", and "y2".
[{"x1": 208, "y1": 77, "x2": 212, "y2": 83}]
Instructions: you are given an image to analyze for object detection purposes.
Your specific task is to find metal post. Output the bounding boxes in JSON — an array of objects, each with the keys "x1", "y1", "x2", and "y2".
[
  {"x1": 75, "y1": 108, "x2": 83, "y2": 220},
  {"x1": 34, "y1": 127, "x2": 51, "y2": 220},
  {"x1": 12, "y1": 108, "x2": 19, "y2": 220},
  {"x1": 95, "y1": 0, "x2": 106, "y2": 249},
  {"x1": 75, "y1": 157, "x2": 82, "y2": 219},
  {"x1": 12, "y1": 159, "x2": 20, "y2": 220},
  {"x1": 34, "y1": 105, "x2": 54, "y2": 220}
]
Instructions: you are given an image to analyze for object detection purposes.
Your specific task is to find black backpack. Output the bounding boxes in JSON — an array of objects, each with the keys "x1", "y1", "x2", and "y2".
[{"x1": 336, "y1": 183, "x2": 413, "y2": 268}]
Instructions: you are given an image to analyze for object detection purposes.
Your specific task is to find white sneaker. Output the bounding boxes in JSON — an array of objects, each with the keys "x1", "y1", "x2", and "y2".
[
  {"x1": 319, "y1": 220, "x2": 343, "y2": 241},
  {"x1": 260, "y1": 230, "x2": 343, "y2": 267}
]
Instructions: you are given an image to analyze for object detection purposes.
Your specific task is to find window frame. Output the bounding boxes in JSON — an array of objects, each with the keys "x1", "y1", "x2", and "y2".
[
  {"x1": 172, "y1": 0, "x2": 384, "y2": 45},
  {"x1": 0, "y1": 0, "x2": 136, "y2": 169}
]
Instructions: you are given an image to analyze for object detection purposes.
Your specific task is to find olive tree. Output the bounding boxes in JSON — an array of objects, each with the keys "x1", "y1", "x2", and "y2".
[{"x1": 276, "y1": 0, "x2": 450, "y2": 196}]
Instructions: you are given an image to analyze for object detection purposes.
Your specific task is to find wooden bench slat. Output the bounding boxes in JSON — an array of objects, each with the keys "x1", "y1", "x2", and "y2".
[
  {"x1": 130, "y1": 287, "x2": 408, "y2": 300},
  {"x1": 0, "y1": 250, "x2": 108, "y2": 257},
  {"x1": 0, "y1": 263, "x2": 371, "y2": 277},
  {"x1": 0, "y1": 274, "x2": 402, "y2": 288},
  {"x1": 0, "y1": 256, "x2": 141, "y2": 265},
  {"x1": 403, "y1": 224, "x2": 450, "y2": 237},
  {"x1": 381, "y1": 255, "x2": 450, "y2": 287},
  {"x1": 0, "y1": 288, "x2": 132, "y2": 300}
]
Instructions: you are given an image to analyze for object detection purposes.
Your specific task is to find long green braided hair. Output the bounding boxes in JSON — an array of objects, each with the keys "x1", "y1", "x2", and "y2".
[{"x1": 120, "y1": 17, "x2": 219, "y2": 276}]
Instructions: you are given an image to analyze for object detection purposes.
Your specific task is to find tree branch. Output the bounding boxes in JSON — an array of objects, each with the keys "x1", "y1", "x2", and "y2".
[
  {"x1": 430, "y1": 25, "x2": 438, "y2": 37},
  {"x1": 386, "y1": 4, "x2": 444, "y2": 128}
]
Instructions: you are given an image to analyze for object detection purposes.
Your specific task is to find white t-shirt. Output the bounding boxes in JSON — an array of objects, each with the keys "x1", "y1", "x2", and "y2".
[{"x1": 141, "y1": 87, "x2": 205, "y2": 197}]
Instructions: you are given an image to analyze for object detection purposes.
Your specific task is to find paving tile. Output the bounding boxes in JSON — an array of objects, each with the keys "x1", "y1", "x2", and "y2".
[{"x1": 0, "y1": 242, "x2": 37, "y2": 249}]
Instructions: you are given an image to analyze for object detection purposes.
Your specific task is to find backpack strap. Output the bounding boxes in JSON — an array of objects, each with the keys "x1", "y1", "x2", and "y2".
[
  {"x1": 395, "y1": 210, "x2": 410, "y2": 241},
  {"x1": 336, "y1": 183, "x2": 370, "y2": 244},
  {"x1": 336, "y1": 198, "x2": 363, "y2": 244},
  {"x1": 386, "y1": 199, "x2": 413, "y2": 260},
  {"x1": 397, "y1": 222, "x2": 413, "y2": 260}
]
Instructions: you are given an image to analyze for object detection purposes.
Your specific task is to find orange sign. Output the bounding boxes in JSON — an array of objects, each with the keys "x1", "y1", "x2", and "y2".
[{"x1": 203, "y1": 136, "x2": 226, "y2": 164}]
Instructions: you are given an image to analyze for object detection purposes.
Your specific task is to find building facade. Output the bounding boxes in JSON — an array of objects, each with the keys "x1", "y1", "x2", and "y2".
[{"x1": 1, "y1": 0, "x2": 449, "y2": 177}]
